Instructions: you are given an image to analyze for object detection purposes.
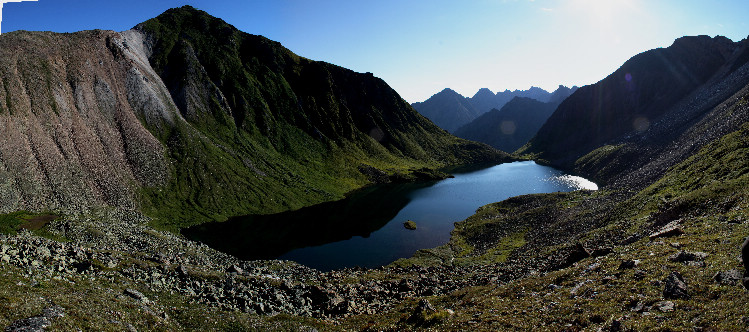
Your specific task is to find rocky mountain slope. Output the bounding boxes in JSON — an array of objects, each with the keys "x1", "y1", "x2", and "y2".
[
  {"x1": 454, "y1": 86, "x2": 576, "y2": 153},
  {"x1": 0, "y1": 6, "x2": 507, "y2": 230},
  {"x1": 520, "y1": 35, "x2": 749, "y2": 187}
]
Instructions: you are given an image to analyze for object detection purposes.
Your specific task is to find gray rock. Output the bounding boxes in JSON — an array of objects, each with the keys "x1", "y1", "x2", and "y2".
[
  {"x1": 649, "y1": 220, "x2": 684, "y2": 239},
  {"x1": 124, "y1": 288, "x2": 151, "y2": 304},
  {"x1": 663, "y1": 271, "x2": 689, "y2": 299},
  {"x1": 5, "y1": 305, "x2": 64, "y2": 332},
  {"x1": 653, "y1": 300, "x2": 675, "y2": 312},
  {"x1": 668, "y1": 251, "x2": 708, "y2": 263}
]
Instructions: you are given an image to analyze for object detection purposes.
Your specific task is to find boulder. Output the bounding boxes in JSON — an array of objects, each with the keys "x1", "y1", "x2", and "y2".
[
  {"x1": 713, "y1": 270, "x2": 742, "y2": 285},
  {"x1": 5, "y1": 305, "x2": 64, "y2": 332},
  {"x1": 663, "y1": 271, "x2": 689, "y2": 299},
  {"x1": 561, "y1": 243, "x2": 590, "y2": 268},
  {"x1": 653, "y1": 300, "x2": 675, "y2": 312},
  {"x1": 618, "y1": 260, "x2": 639, "y2": 270},
  {"x1": 649, "y1": 220, "x2": 684, "y2": 239},
  {"x1": 668, "y1": 251, "x2": 708, "y2": 263}
]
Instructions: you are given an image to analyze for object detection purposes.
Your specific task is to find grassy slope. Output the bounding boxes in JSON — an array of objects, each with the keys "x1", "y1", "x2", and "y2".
[
  {"x1": 346, "y1": 117, "x2": 748, "y2": 331},
  {"x1": 133, "y1": 7, "x2": 507, "y2": 231}
]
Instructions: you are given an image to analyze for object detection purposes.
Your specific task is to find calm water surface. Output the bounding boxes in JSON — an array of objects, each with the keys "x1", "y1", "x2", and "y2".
[{"x1": 183, "y1": 161, "x2": 596, "y2": 271}]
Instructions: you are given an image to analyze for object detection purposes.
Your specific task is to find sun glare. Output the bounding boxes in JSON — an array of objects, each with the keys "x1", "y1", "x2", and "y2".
[{"x1": 569, "y1": 0, "x2": 639, "y2": 27}]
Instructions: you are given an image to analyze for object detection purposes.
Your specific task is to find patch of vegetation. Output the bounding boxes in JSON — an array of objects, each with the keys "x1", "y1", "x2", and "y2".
[
  {"x1": 0, "y1": 212, "x2": 29, "y2": 235},
  {"x1": 0, "y1": 212, "x2": 67, "y2": 242}
]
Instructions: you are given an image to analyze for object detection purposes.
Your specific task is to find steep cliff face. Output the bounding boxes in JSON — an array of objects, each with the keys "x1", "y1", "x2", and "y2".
[
  {"x1": 0, "y1": 29, "x2": 174, "y2": 214},
  {"x1": 0, "y1": 6, "x2": 506, "y2": 228}
]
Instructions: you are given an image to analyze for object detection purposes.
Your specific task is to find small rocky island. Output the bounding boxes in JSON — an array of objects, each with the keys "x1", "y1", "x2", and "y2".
[{"x1": 403, "y1": 220, "x2": 417, "y2": 230}]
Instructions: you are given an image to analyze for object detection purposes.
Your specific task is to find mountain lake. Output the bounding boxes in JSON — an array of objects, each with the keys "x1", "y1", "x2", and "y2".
[{"x1": 182, "y1": 161, "x2": 598, "y2": 271}]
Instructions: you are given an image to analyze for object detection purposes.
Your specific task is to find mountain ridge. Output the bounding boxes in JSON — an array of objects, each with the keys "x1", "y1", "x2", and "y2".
[
  {"x1": 412, "y1": 85, "x2": 575, "y2": 133},
  {"x1": 520, "y1": 35, "x2": 749, "y2": 187},
  {"x1": 454, "y1": 96, "x2": 560, "y2": 153},
  {"x1": 0, "y1": 6, "x2": 509, "y2": 229}
]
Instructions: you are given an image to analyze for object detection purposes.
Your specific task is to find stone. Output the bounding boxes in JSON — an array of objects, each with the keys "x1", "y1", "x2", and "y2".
[
  {"x1": 649, "y1": 220, "x2": 684, "y2": 239},
  {"x1": 663, "y1": 271, "x2": 689, "y2": 299},
  {"x1": 226, "y1": 264, "x2": 244, "y2": 275},
  {"x1": 653, "y1": 300, "x2": 675, "y2": 312},
  {"x1": 668, "y1": 251, "x2": 708, "y2": 263},
  {"x1": 560, "y1": 243, "x2": 590, "y2": 269},
  {"x1": 124, "y1": 288, "x2": 151, "y2": 304},
  {"x1": 618, "y1": 260, "x2": 639, "y2": 270},
  {"x1": 742, "y1": 236, "x2": 749, "y2": 271},
  {"x1": 403, "y1": 220, "x2": 417, "y2": 230},
  {"x1": 5, "y1": 305, "x2": 64, "y2": 332}
]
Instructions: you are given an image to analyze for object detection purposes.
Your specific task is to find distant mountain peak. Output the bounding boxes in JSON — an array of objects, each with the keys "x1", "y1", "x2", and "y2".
[
  {"x1": 472, "y1": 87, "x2": 496, "y2": 99},
  {"x1": 437, "y1": 87, "x2": 461, "y2": 95}
]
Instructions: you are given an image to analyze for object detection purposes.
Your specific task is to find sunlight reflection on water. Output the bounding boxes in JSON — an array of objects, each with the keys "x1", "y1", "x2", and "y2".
[{"x1": 548, "y1": 174, "x2": 599, "y2": 190}]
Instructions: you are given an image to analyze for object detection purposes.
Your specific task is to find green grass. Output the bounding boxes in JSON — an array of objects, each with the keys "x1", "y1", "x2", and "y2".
[
  {"x1": 0, "y1": 212, "x2": 67, "y2": 242},
  {"x1": 0, "y1": 212, "x2": 29, "y2": 235}
]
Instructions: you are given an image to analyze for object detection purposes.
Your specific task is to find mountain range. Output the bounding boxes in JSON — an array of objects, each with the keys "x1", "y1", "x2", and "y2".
[
  {"x1": 453, "y1": 96, "x2": 560, "y2": 153},
  {"x1": 0, "y1": 6, "x2": 506, "y2": 229},
  {"x1": 411, "y1": 85, "x2": 576, "y2": 133},
  {"x1": 0, "y1": 5, "x2": 747, "y2": 331}
]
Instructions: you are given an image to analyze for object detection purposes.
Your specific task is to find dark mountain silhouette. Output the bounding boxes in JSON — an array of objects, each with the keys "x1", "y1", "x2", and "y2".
[
  {"x1": 454, "y1": 97, "x2": 559, "y2": 153},
  {"x1": 469, "y1": 88, "x2": 498, "y2": 115},
  {"x1": 413, "y1": 86, "x2": 576, "y2": 133},
  {"x1": 410, "y1": 88, "x2": 480, "y2": 133},
  {"x1": 548, "y1": 85, "x2": 579, "y2": 104},
  {"x1": 454, "y1": 86, "x2": 577, "y2": 153},
  {"x1": 520, "y1": 35, "x2": 749, "y2": 188}
]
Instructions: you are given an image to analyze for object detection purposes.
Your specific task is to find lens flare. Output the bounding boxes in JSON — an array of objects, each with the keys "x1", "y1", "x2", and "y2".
[
  {"x1": 500, "y1": 121, "x2": 516, "y2": 135},
  {"x1": 633, "y1": 117, "x2": 650, "y2": 132}
]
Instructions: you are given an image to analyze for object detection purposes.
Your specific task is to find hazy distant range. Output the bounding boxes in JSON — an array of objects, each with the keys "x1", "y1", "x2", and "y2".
[{"x1": 412, "y1": 86, "x2": 578, "y2": 153}]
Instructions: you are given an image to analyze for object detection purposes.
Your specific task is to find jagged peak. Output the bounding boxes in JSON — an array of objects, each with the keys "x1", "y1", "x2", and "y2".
[
  {"x1": 472, "y1": 88, "x2": 495, "y2": 98},
  {"x1": 435, "y1": 87, "x2": 464, "y2": 97}
]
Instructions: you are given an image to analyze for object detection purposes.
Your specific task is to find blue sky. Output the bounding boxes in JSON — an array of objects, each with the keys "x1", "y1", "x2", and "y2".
[{"x1": 2, "y1": 0, "x2": 748, "y2": 103}]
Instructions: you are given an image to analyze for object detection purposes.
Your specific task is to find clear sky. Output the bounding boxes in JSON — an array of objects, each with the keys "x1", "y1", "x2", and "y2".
[{"x1": 2, "y1": 0, "x2": 748, "y2": 103}]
